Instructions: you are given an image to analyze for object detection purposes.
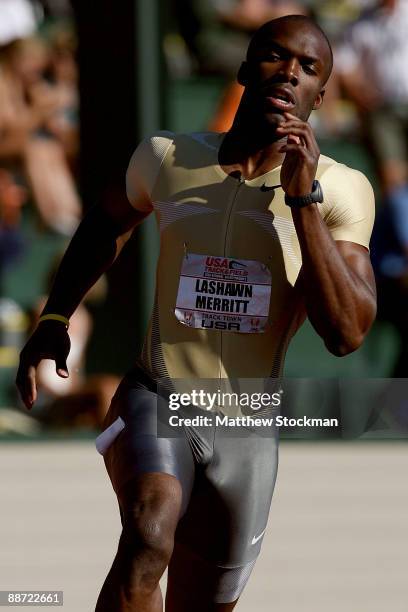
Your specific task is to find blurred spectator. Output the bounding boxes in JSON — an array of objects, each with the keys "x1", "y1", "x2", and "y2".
[
  {"x1": 35, "y1": 0, "x2": 73, "y2": 21},
  {"x1": 0, "y1": 35, "x2": 81, "y2": 235},
  {"x1": 0, "y1": 169, "x2": 28, "y2": 412},
  {"x1": 176, "y1": 0, "x2": 309, "y2": 76},
  {"x1": 370, "y1": 205, "x2": 408, "y2": 376},
  {"x1": 0, "y1": 0, "x2": 38, "y2": 46},
  {"x1": 336, "y1": 0, "x2": 408, "y2": 249},
  {"x1": 217, "y1": 0, "x2": 308, "y2": 31},
  {"x1": 313, "y1": 0, "x2": 377, "y2": 41},
  {"x1": 0, "y1": 169, "x2": 26, "y2": 294},
  {"x1": 336, "y1": 0, "x2": 408, "y2": 374},
  {"x1": 171, "y1": 0, "x2": 250, "y2": 77},
  {"x1": 46, "y1": 24, "x2": 79, "y2": 161}
]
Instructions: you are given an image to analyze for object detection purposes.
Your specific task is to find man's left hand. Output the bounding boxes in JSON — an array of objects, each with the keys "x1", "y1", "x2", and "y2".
[{"x1": 276, "y1": 112, "x2": 320, "y2": 197}]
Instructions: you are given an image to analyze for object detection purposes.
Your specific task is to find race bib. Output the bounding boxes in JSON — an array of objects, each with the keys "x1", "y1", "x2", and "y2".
[{"x1": 175, "y1": 254, "x2": 271, "y2": 333}]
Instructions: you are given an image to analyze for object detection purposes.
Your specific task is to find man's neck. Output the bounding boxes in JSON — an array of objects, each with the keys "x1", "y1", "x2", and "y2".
[{"x1": 218, "y1": 117, "x2": 286, "y2": 180}]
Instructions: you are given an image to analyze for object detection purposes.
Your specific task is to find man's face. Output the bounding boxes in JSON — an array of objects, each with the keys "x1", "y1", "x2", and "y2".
[{"x1": 241, "y1": 21, "x2": 331, "y2": 126}]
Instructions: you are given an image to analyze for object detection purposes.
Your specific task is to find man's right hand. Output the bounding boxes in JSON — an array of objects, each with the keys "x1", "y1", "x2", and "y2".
[{"x1": 16, "y1": 322, "x2": 71, "y2": 410}]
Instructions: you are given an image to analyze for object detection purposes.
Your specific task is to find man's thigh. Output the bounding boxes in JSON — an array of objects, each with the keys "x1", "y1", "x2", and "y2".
[
  {"x1": 175, "y1": 428, "x2": 279, "y2": 568},
  {"x1": 167, "y1": 428, "x2": 279, "y2": 607},
  {"x1": 99, "y1": 385, "x2": 196, "y2": 516}
]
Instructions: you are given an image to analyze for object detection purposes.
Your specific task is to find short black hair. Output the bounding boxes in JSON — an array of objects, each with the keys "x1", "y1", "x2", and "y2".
[{"x1": 246, "y1": 15, "x2": 333, "y2": 83}]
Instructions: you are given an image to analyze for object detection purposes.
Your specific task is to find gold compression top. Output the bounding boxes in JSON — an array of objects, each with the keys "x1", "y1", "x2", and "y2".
[{"x1": 126, "y1": 131, "x2": 375, "y2": 381}]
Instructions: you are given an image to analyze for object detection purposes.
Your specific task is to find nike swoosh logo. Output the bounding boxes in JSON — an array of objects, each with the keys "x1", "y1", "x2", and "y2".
[
  {"x1": 260, "y1": 183, "x2": 281, "y2": 192},
  {"x1": 251, "y1": 528, "x2": 267, "y2": 545}
]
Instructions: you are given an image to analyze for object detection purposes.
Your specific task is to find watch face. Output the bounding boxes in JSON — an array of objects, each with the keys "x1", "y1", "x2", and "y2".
[{"x1": 314, "y1": 181, "x2": 323, "y2": 203}]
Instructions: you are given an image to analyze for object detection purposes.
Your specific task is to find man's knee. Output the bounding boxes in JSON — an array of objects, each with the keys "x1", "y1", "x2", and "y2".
[
  {"x1": 116, "y1": 474, "x2": 182, "y2": 593},
  {"x1": 120, "y1": 510, "x2": 174, "y2": 564}
]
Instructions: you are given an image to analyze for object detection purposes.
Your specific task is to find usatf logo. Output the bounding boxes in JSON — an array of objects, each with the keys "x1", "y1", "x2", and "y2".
[
  {"x1": 205, "y1": 257, "x2": 229, "y2": 268},
  {"x1": 205, "y1": 257, "x2": 247, "y2": 269},
  {"x1": 205, "y1": 257, "x2": 248, "y2": 277}
]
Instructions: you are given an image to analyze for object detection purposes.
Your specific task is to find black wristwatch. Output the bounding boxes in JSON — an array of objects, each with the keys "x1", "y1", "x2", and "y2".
[{"x1": 284, "y1": 180, "x2": 324, "y2": 208}]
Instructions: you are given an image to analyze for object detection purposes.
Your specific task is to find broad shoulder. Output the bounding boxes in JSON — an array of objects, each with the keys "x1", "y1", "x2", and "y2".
[
  {"x1": 158, "y1": 130, "x2": 223, "y2": 153},
  {"x1": 317, "y1": 154, "x2": 373, "y2": 191},
  {"x1": 130, "y1": 130, "x2": 222, "y2": 161},
  {"x1": 317, "y1": 155, "x2": 375, "y2": 234}
]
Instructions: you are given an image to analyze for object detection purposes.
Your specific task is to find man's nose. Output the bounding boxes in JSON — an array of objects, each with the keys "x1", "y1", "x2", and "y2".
[{"x1": 279, "y1": 59, "x2": 298, "y2": 85}]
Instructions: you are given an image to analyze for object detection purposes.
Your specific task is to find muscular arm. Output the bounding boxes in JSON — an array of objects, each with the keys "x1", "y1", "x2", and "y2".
[
  {"x1": 41, "y1": 197, "x2": 151, "y2": 320},
  {"x1": 293, "y1": 205, "x2": 376, "y2": 355},
  {"x1": 16, "y1": 164, "x2": 154, "y2": 408},
  {"x1": 44, "y1": 128, "x2": 176, "y2": 322},
  {"x1": 277, "y1": 112, "x2": 376, "y2": 355}
]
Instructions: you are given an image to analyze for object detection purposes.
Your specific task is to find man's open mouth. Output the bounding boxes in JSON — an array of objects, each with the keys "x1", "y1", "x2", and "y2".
[{"x1": 264, "y1": 87, "x2": 296, "y2": 111}]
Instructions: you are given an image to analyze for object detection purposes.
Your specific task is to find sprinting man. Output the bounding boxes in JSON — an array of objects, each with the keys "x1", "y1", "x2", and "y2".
[{"x1": 16, "y1": 15, "x2": 376, "y2": 612}]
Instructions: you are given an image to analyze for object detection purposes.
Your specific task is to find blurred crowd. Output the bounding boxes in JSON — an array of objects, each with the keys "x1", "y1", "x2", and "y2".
[
  {"x1": 0, "y1": 0, "x2": 119, "y2": 435},
  {"x1": 1, "y1": 0, "x2": 408, "y2": 437},
  {"x1": 0, "y1": 0, "x2": 79, "y2": 291}
]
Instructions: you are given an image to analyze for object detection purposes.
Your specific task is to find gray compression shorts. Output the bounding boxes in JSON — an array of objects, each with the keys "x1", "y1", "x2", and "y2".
[{"x1": 96, "y1": 368, "x2": 279, "y2": 603}]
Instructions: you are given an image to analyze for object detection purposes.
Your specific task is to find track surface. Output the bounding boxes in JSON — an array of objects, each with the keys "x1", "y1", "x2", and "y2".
[{"x1": 1, "y1": 441, "x2": 407, "y2": 611}]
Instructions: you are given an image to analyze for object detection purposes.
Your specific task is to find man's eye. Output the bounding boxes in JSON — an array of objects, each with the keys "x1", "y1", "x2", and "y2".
[
  {"x1": 302, "y1": 64, "x2": 316, "y2": 75},
  {"x1": 267, "y1": 54, "x2": 280, "y2": 62}
]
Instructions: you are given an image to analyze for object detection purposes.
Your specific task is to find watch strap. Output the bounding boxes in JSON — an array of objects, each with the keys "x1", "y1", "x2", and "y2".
[{"x1": 284, "y1": 180, "x2": 324, "y2": 208}]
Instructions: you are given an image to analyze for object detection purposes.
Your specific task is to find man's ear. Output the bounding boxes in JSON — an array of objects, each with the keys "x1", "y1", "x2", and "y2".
[
  {"x1": 237, "y1": 61, "x2": 250, "y2": 86},
  {"x1": 313, "y1": 89, "x2": 325, "y2": 110}
]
